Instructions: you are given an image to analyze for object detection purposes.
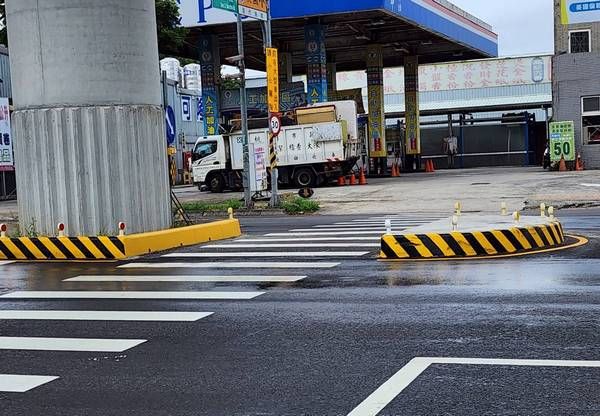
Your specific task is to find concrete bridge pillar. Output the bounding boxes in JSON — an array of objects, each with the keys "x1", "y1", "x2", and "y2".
[{"x1": 6, "y1": 0, "x2": 171, "y2": 236}]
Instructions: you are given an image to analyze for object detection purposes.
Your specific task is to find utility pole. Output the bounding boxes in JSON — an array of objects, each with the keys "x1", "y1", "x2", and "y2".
[
  {"x1": 236, "y1": 12, "x2": 252, "y2": 208},
  {"x1": 265, "y1": 2, "x2": 280, "y2": 207}
]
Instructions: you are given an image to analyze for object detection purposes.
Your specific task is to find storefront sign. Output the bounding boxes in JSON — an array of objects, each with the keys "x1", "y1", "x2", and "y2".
[{"x1": 561, "y1": 0, "x2": 600, "y2": 24}]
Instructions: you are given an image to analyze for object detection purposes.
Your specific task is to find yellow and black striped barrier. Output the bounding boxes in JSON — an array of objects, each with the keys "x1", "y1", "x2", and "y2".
[
  {"x1": 0, "y1": 236, "x2": 125, "y2": 260},
  {"x1": 0, "y1": 218, "x2": 241, "y2": 261},
  {"x1": 380, "y1": 222, "x2": 565, "y2": 260}
]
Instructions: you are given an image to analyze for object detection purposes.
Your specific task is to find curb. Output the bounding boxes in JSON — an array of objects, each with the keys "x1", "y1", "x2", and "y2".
[
  {"x1": 380, "y1": 221, "x2": 565, "y2": 260},
  {"x1": 0, "y1": 219, "x2": 241, "y2": 261}
]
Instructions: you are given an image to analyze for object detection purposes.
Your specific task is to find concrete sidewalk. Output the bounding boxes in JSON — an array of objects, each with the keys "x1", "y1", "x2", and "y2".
[{"x1": 1, "y1": 167, "x2": 599, "y2": 219}]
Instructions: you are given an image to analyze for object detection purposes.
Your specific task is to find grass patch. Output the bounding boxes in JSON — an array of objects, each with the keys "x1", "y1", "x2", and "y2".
[
  {"x1": 280, "y1": 195, "x2": 320, "y2": 215},
  {"x1": 181, "y1": 199, "x2": 243, "y2": 213}
]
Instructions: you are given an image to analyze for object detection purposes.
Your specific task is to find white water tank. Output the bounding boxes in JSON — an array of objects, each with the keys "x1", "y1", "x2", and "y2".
[
  {"x1": 183, "y1": 64, "x2": 202, "y2": 91},
  {"x1": 160, "y1": 58, "x2": 181, "y2": 82}
]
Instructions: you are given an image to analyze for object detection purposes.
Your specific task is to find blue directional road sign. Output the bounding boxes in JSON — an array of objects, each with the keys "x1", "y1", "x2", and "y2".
[{"x1": 165, "y1": 105, "x2": 176, "y2": 145}]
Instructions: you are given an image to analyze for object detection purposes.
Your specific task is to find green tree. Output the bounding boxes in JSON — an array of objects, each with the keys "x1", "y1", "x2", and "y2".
[{"x1": 156, "y1": 0, "x2": 189, "y2": 56}]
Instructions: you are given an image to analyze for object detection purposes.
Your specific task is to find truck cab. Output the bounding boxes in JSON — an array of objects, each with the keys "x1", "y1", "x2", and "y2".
[{"x1": 192, "y1": 135, "x2": 232, "y2": 193}]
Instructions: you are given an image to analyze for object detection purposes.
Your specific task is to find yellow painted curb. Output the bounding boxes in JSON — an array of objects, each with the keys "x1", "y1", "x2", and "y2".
[
  {"x1": 121, "y1": 219, "x2": 241, "y2": 258},
  {"x1": 0, "y1": 219, "x2": 241, "y2": 261}
]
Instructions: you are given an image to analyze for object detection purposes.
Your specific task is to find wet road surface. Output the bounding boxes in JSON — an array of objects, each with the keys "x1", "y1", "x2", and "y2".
[{"x1": 0, "y1": 209, "x2": 599, "y2": 415}]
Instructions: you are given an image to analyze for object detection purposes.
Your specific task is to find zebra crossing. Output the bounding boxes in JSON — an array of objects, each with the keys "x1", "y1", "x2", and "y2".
[{"x1": 0, "y1": 213, "x2": 438, "y2": 393}]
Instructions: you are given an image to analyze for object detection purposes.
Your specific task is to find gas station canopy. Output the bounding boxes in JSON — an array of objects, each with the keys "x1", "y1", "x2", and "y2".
[{"x1": 180, "y1": 0, "x2": 498, "y2": 72}]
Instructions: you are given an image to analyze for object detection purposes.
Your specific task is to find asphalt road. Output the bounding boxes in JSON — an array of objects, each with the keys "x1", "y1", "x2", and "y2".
[{"x1": 0, "y1": 209, "x2": 599, "y2": 415}]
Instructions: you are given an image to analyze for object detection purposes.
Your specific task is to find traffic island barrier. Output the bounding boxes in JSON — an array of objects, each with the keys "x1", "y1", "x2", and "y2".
[
  {"x1": 0, "y1": 218, "x2": 241, "y2": 261},
  {"x1": 380, "y1": 215, "x2": 568, "y2": 260}
]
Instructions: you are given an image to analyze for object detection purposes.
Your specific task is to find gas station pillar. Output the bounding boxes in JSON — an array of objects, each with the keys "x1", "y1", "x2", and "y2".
[
  {"x1": 366, "y1": 45, "x2": 387, "y2": 174},
  {"x1": 327, "y1": 61, "x2": 337, "y2": 97},
  {"x1": 199, "y1": 34, "x2": 221, "y2": 136},
  {"x1": 305, "y1": 24, "x2": 328, "y2": 103},
  {"x1": 404, "y1": 56, "x2": 421, "y2": 170},
  {"x1": 6, "y1": 0, "x2": 171, "y2": 236}
]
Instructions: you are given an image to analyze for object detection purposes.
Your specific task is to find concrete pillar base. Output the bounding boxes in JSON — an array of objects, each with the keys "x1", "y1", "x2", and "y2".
[{"x1": 13, "y1": 105, "x2": 171, "y2": 236}]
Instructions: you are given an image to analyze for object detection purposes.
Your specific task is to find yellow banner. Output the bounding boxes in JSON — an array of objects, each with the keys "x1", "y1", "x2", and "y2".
[
  {"x1": 266, "y1": 47, "x2": 279, "y2": 113},
  {"x1": 238, "y1": 0, "x2": 267, "y2": 13},
  {"x1": 404, "y1": 56, "x2": 421, "y2": 155}
]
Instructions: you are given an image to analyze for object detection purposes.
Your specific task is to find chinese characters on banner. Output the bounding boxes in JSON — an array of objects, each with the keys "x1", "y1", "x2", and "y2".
[
  {"x1": 266, "y1": 47, "x2": 279, "y2": 113},
  {"x1": 0, "y1": 98, "x2": 13, "y2": 171},
  {"x1": 561, "y1": 0, "x2": 600, "y2": 24},
  {"x1": 238, "y1": 0, "x2": 268, "y2": 20},
  {"x1": 404, "y1": 56, "x2": 420, "y2": 155},
  {"x1": 366, "y1": 45, "x2": 386, "y2": 158},
  {"x1": 199, "y1": 35, "x2": 220, "y2": 136},
  {"x1": 549, "y1": 121, "x2": 576, "y2": 162},
  {"x1": 305, "y1": 24, "x2": 328, "y2": 104},
  {"x1": 337, "y1": 56, "x2": 551, "y2": 95}
]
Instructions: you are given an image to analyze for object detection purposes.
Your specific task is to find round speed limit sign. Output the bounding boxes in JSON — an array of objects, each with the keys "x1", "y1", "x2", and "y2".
[{"x1": 270, "y1": 114, "x2": 282, "y2": 137}]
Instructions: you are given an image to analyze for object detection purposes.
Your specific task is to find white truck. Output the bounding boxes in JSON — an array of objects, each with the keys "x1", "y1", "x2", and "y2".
[{"x1": 192, "y1": 101, "x2": 359, "y2": 193}]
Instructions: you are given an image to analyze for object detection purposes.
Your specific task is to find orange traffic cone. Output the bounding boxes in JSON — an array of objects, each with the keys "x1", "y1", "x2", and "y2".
[
  {"x1": 359, "y1": 168, "x2": 368, "y2": 185},
  {"x1": 349, "y1": 171, "x2": 357, "y2": 185},
  {"x1": 395, "y1": 163, "x2": 401, "y2": 177},
  {"x1": 425, "y1": 160, "x2": 431, "y2": 173},
  {"x1": 576, "y1": 153, "x2": 584, "y2": 171},
  {"x1": 559, "y1": 155, "x2": 567, "y2": 172},
  {"x1": 337, "y1": 175, "x2": 346, "y2": 186},
  {"x1": 390, "y1": 163, "x2": 396, "y2": 177},
  {"x1": 430, "y1": 159, "x2": 436, "y2": 173}
]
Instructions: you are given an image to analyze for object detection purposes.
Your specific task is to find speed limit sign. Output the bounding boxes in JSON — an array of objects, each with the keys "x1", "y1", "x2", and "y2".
[{"x1": 270, "y1": 113, "x2": 282, "y2": 137}]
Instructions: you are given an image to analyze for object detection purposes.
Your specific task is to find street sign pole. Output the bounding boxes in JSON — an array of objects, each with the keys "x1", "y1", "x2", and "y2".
[
  {"x1": 236, "y1": 12, "x2": 252, "y2": 208},
  {"x1": 265, "y1": 2, "x2": 280, "y2": 207}
]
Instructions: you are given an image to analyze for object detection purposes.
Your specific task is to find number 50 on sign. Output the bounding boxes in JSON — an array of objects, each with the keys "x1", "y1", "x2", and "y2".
[{"x1": 549, "y1": 121, "x2": 575, "y2": 162}]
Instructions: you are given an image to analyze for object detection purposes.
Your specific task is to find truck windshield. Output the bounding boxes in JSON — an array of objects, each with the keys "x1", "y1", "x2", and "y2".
[{"x1": 194, "y1": 141, "x2": 218, "y2": 159}]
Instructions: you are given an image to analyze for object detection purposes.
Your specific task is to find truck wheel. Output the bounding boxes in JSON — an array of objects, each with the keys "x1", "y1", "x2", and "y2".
[
  {"x1": 294, "y1": 168, "x2": 316, "y2": 188},
  {"x1": 207, "y1": 174, "x2": 225, "y2": 193}
]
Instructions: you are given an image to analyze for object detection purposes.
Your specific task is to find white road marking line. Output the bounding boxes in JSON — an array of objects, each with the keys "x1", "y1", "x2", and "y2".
[
  {"x1": 0, "y1": 336, "x2": 146, "y2": 352},
  {"x1": 0, "y1": 310, "x2": 214, "y2": 322},
  {"x1": 0, "y1": 261, "x2": 14, "y2": 266},
  {"x1": 161, "y1": 251, "x2": 369, "y2": 258},
  {"x1": 0, "y1": 291, "x2": 265, "y2": 300},
  {"x1": 238, "y1": 237, "x2": 381, "y2": 242},
  {"x1": 291, "y1": 228, "x2": 389, "y2": 232},
  {"x1": 201, "y1": 243, "x2": 380, "y2": 248},
  {"x1": 265, "y1": 231, "x2": 385, "y2": 236},
  {"x1": 118, "y1": 262, "x2": 340, "y2": 269},
  {"x1": 347, "y1": 357, "x2": 600, "y2": 416},
  {"x1": 0, "y1": 374, "x2": 59, "y2": 393},
  {"x1": 331, "y1": 223, "x2": 421, "y2": 226},
  {"x1": 580, "y1": 183, "x2": 600, "y2": 187},
  {"x1": 64, "y1": 275, "x2": 306, "y2": 283}
]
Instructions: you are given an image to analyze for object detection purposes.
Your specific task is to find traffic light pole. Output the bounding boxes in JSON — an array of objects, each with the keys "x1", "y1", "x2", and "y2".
[{"x1": 236, "y1": 12, "x2": 252, "y2": 208}]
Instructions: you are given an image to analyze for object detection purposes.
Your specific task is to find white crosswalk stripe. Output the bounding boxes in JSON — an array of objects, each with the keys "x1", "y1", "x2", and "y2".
[
  {"x1": 265, "y1": 231, "x2": 385, "y2": 236},
  {"x1": 1, "y1": 291, "x2": 265, "y2": 300},
  {"x1": 200, "y1": 243, "x2": 380, "y2": 248},
  {"x1": 0, "y1": 374, "x2": 59, "y2": 393},
  {"x1": 119, "y1": 262, "x2": 340, "y2": 269},
  {"x1": 290, "y1": 228, "x2": 388, "y2": 232},
  {"x1": 0, "y1": 310, "x2": 214, "y2": 322},
  {"x1": 64, "y1": 275, "x2": 306, "y2": 283},
  {"x1": 0, "y1": 336, "x2": 146, "y2": 352},
  {"x1": 236, "y1": 237, "x2": 381, "y2": 242},
  {"x1": 161, "y1": 251, "x2": 369, "y2": 258}
]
